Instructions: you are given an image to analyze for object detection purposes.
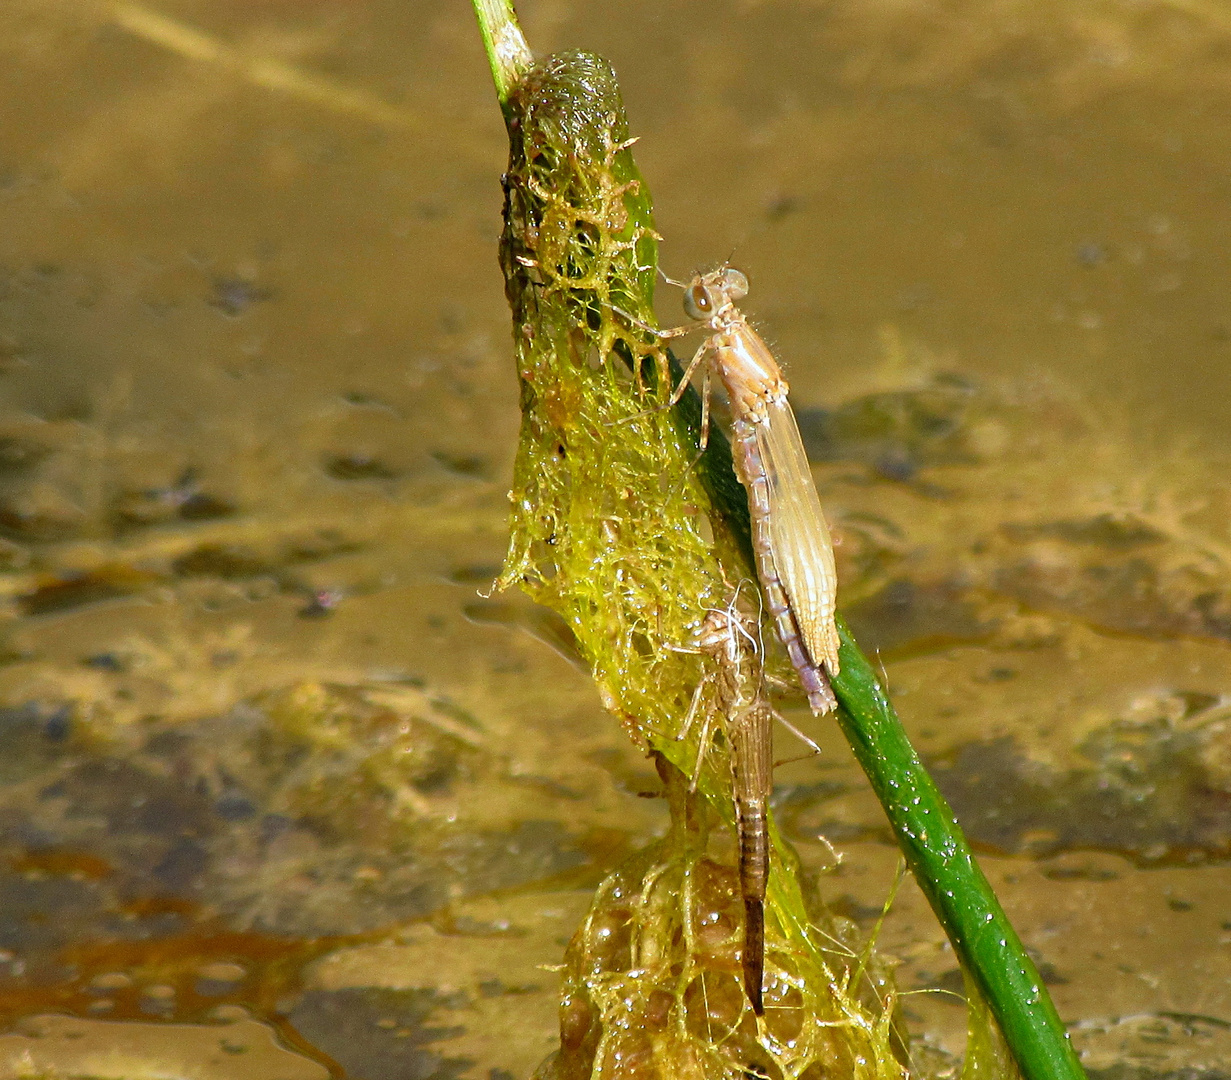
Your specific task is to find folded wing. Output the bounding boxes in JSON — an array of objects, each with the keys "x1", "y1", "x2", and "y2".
[{"x1": 755, "y1": 398, "x2": 841, "y2": 677}]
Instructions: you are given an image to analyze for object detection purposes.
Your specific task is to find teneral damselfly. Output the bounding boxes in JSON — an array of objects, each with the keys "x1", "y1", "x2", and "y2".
[{"x1": 659, "y1": 266, "x2": 841, "y2": 714}]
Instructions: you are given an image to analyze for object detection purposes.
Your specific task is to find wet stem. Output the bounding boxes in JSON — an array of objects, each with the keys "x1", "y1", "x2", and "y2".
[{"x1": 471, "y1": 0, "x2": 533, "y2": 112}]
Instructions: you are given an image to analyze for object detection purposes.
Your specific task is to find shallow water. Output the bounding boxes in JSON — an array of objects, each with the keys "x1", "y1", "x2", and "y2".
[{"x1": 0, "y1": 0, "x2": 1228, "y2": 1077}]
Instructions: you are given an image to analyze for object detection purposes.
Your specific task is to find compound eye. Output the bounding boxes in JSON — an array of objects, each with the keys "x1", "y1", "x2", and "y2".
[
  {"x1": 721, "y1": 268, "x2": 748, "y2": 301},
  {"x1": 683, "y1": 283, "x2": 713, "y2": 320}
]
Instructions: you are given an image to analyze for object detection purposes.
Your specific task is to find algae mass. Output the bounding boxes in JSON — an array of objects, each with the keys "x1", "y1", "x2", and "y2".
[{"x1": 494, "y1": 48, "x2": 908, "y2": 1079}]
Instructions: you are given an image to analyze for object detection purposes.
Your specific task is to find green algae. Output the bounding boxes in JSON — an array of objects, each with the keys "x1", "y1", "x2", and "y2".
[
  {"x1": 496, "y1": 48, "x2": 747, "y2": 777},
  {"x1": 492, "y1": 47, "x2": 907, "y2": 1080}
]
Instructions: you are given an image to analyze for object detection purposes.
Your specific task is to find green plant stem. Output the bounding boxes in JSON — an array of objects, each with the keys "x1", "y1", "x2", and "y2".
[
  {"x1": 829, "y1": 619, "x2": 1084, "y2": 1080},
  {"x1": 673, "y1": 348, "x2": 1084, "y2": 1079},
  {"x1": 471, "y1": 0, "x2": 533, "y2": 114}
]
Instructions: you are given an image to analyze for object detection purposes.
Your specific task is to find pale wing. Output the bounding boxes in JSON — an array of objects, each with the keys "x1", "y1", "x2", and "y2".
[{"x1": 755, "y1": 398, "x2": 841, "y2": 675}]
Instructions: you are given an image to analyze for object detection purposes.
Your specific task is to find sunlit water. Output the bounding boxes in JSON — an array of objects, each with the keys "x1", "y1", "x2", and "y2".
[{"x1": 0, "y1": 1, "x2": 1227, "y2": 1077}]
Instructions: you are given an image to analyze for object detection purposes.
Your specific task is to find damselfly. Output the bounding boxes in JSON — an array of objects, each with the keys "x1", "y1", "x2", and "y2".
[{"x1": 655, "y1": 266, "x2": 841, "y2": 714}]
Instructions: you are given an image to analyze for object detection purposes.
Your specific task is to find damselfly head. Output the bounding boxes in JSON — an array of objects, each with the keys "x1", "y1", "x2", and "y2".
[
  {"x1": 683, "y1": 279, "x2": 717, "y2": 321},
  {"x1": 683, "y1": 267, "x2": 750, "y2": 320}
]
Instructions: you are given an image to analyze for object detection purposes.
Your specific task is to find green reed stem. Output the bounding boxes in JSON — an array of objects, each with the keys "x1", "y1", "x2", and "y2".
[
  {"x1": 829, "y1": 621, "x2": 1085, "y2": 1080},
  {"x1": 471, "y1": 0, "x2": 533, "y2": 114},
  {"x1": 670, "y1": 352, "x2": 1086, "y2": 1080}
]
